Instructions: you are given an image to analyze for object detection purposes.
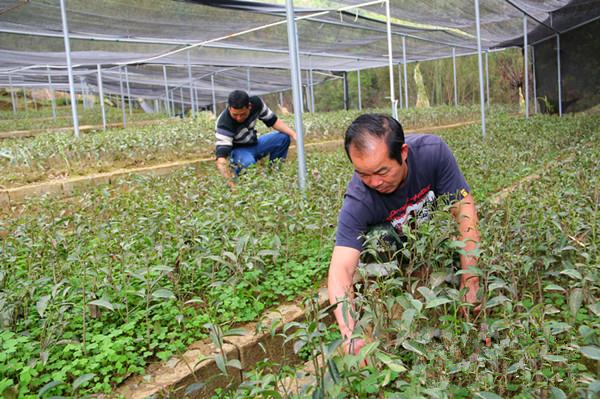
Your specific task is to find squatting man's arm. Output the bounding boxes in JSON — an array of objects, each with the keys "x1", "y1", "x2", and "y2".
[{"x1": 450, "y1": 193, "x2": 481, "y2": 315}]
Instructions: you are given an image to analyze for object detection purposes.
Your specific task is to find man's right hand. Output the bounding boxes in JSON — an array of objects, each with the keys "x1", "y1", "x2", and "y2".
[{"x1": 215, "y1": 157, "x2": 234, "y2": 187}]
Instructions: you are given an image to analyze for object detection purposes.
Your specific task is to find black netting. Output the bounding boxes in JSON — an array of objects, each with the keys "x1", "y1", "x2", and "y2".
[{"x1": 534, "y1": 18, "x2": 600, "y2": 113}]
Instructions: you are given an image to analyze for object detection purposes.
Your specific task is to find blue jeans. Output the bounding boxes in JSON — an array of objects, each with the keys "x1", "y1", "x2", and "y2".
[{"x1": 230, "y1": 132, "x2": 291, "y2": 174}]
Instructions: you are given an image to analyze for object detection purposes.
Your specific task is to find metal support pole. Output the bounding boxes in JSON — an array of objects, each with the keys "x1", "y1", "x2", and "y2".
[
  {"x1": 402, "y1": 36, "x2": 409, "y2": 109},
  {"x1": 162, "y1": 65, "x2": 171, "y2": 117},
  {"x1": 342, "y1": 72, "x2": 349, "y2": 111},
  {"x1": 285, "y1": 0, "x2": 307, "y2": 191},
  {"x1": 59, "y1": 0, "x2": 79, "y2": 137},
  {"x1": 97, "y1": 64, "x2": 107, "y2": 131},
  {"x1": 305, "y1": 71, "x2": 311, "y2": 112},
  {"x1": 310, "y1": 69, "x2": 315, "y2": 113},
  {"x1": 452, "y1": 47, "x2": 458, "y2": 106},
  {"x1": 485, "y1": 50, "x2": 490, "y2": 106},
  {"x1": 194, "y1": 85, "x2": 199, "y2": 114},
  {"x1": 474, "y1": 0, "x2": 486, "y2": 138},
  {"x1": 119, "y1": 67, "x2": 127, "y2": 128},
  {"x1": 532, "y1": 45, "x2": 538, "y2": 113},
  {"x1": 179, "y1": 87, "x2": 184, "y2": 115},
  {"x1": 211, "y1": 74, "x2": 217, "y2": 115},
  {"x1": 23, "y1": 88, "x2": 28, "y2": 112},
  {"x1": 47, "y1": 67, "x2": 57, "y2": 120},
  {"x1": 187, "y1": 51, "x2": 195, "y2": 118},
  {"x1": 556, "y1": 34, "x2": 562, "y2": 116},
  {"x1": 279, "y1": 91, "x2": 284, "y2": 106},
  {"x1": 357, "y1": 68, "x2": 362, "y2": 111},
  {"x1": 246, "y1": 68, "x2": 251, "y2": 93},
  {"x1": 398, "y1": 63, "x2": 403, "y2": 109},
  {"x1": 124, "y1": 66, "x2": 132, "y2": 115},
  {"x1": 523, "y1": 14, "x2": 529, "y2": 119},
  {"x1": 79, "y1": 77, "x2": 86, "y2": 110},
  {"x1": 8, "y1": 75, "x2": 17, "y2": 115},
  {"x1": 385, "y1": 0, "x2": 397, "y2": 118}
]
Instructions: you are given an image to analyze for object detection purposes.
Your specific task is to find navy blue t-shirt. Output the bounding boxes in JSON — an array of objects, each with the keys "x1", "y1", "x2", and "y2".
[{"x1": 335, "y1": 134, "x2": 470, "y2": 251}]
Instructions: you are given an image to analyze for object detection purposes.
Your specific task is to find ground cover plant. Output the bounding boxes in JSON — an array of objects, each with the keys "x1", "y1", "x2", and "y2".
[
  {"x1": 224, "y1": 120, "x2": 600, "y2": 398},
  {"x1": 0, "y1": 106, "x2": 167, "y2": 133},
  {"x1": 0, "y1": 112, "x2": 598, "y2": 397},
  {"x1": 0, "y1": 104, "x2": 514, "y2": 188}
]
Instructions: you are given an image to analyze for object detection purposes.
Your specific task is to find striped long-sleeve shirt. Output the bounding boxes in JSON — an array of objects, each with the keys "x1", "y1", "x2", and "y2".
[{"x1": 215, "y1": 96, "x2": 278, "y2": 158}]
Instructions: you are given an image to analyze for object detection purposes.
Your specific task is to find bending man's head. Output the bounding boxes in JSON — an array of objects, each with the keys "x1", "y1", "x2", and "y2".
[
  {"x1": 344, "y1": 114, "x2": 408, "y2": 194},
  {"x1": 227, "y1": 90, "x2": 251, "y2": 123}
]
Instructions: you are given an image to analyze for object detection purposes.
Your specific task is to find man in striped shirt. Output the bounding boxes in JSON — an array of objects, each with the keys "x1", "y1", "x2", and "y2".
[{"x1": 215, "y1": 90, "x2": 297, "y2": 186}]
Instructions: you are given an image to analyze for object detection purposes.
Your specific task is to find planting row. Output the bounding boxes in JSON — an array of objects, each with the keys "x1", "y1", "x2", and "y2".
[
  {"x1": 0, "y1": 106, "x2": 167, "y2": 133},
  {"x1": 224, "y1": 130, "x2": 600, "y2": 398},
  {"x1": 0, "y1": 104, "x2": 516, "y2": 188},
  {"x1": 0, "y1": 113, "x2": 598, "y2": 397}
]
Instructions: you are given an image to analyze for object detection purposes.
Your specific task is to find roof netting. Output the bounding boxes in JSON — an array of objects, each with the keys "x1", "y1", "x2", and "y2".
[{"x1": 1, "y1": 0, "x2": 599, "y2": 104}]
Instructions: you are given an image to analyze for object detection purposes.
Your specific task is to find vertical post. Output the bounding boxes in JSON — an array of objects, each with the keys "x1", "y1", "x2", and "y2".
[
  {"x1": 305, "y1": 71, "x2": 312, "y2": 112},
  {"x1": 279, "y1": 91, "x2": 284, "y2": 107},
  {"x1": 385, "y1": 0, "x2": 397, "y2": 118},
  {"x1": 79, "y1": 77, "x2": 87, "y2": 110},
  {"x1": 556, "y1": 34, "x2": 562, "y2": 116},
  {"x1": 170, "y1": 89, "x2": 175, "y2": 115},
  {"x1": 357, "y1": 68, "x2": 362, "y2": 111},
  {"x1": 59, "y1": 0, "x2": 79, "y2": 137},
  {"x1": 246, "y1": 68, "x2": 251, "y2": 93},
  {"x1": 194, "y1": 85, "x2": 199, "y2": 114},
  {"x1": 97, "y1": 64, "x2": 107, "y2": 131},
  {"x1": 8, "y1": 75, "x2": 17, "y2": 115},
  {"x1": 402, "y1": 36, "x2": 409, "y2": 109},
  {"x1": 119, "y1": 66, "x2": 127, "y2": 128},
  {"x1": 23, "y1": 88, "x2": 28, "y2": 112},
  {"x1": 474, "y1": 0, "x2": 486, "y2": 138},
  {"x1": 342, "y1": 71, "x2": 349, "y2": 110},
  {"x1": 523, "y1": 14, "x2": 529, "y2": 119},
  {"x1": 179, "y1": 87, "x2": 184, "y2": 115},
  {"x1": 398, "y1": 63, "x2": 403, "y2": 109},
  {"x1": 452, "y1": 47, "x2": 458, "y2": 106},
  {"x1": 485, "y1": 50, "x2": 490, "y2": 106},
  {"x1": 187, "y1": 51, "x2": 196, "y2": 118},
  {"x1": 310, "y1": 69, "x2": 315, "y2": 113},
  {"x1": 285, "y1": 0, "x2": 307, "y2": 191},
  {"x1": 124, "y1": 66, "x2": 132, "y2": 115},
  {"x1": 47, "y1": 67, "x2": 57, "y2": 120},
  {"x1": 211, "y1": 74, "x2": 217, "y2": 116},
  {"x1": 162, "y1": 65, "x2": 171, "y2": 117},
  {"x1": 532, "y1": 45, "x2": 538, "y2": 113}
]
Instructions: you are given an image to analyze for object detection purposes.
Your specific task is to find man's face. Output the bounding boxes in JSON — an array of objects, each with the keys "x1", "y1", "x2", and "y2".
[
  {"x1": 349, "y1": 138, "x2": 408, "y2": 194},
  {"x1": 228, "y1": 104, "x2": 251, "y2": 123}
]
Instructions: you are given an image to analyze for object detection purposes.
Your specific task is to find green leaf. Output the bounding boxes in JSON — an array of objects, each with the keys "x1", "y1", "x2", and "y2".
[
  {"x1": 560, "y1": 268, "x2": 582, "y2": 280},
  {"x1": 184, "y1": 382, "x2": 205, "y2": 396},
  {"x1": 152, "y1": 288, "x2": 175, "y2": 300},
  {"x1": 506, "y1": 360, "x2": 524, "y2": 374},
  {"x1": 215, "y1": 354, "x2": 227, "y2": 375},
  {"x1": 223, "y1": 328, "x2": 246, "y2": 337},
  {"x1": 475, "y1": 392, "x2": 503, "y2": 399},
  {"x1": 402, "y1": 341, "x2": 424, "y2": 356},
  {"x1": 544, "y1": 284, "x2": 566, "y2": 292},
  {"x1": 88, "y1": 298, "x2": 114, "y2": 311},
  {"x1": 549, "y1": 387, "x2": 567, "y2": 399},
  {"x1": 579, "y1": 345, "x2": 600, "y2": 360},
  {"x1": 36, "y1": 295, "x2": 50, "y2": 318},
  {"x1": 38, "y1": 380, "x2": 63, "y2": 396},
  {"x1": 485, "y1": 295, "x2": 510, "y2": 309},
  {"x1": 568, "y1": 288, "x2": 583, "y2": 316},
  {"x1": 426, "y1": 297, "x2": 452, "y2": 309},
  {"x1": 72, "y1": 373, "x2": 95, "y2": 391},
  {"x1": 543, "y1": 355, "x2": 567, "y2": 362},
  {"x1": 226, "y1": 359, "x2": 242, "y2": 369}
]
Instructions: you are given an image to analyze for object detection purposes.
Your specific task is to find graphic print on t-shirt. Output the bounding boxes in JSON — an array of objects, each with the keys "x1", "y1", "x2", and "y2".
[{"x1": 385, "y1": 184, "x2": 436, "y2": 233}]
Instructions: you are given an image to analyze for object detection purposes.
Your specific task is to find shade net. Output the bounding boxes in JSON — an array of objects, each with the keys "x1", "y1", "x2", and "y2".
[{"x1": 0, "y1": 0, "x2": 598, "y2": 103}]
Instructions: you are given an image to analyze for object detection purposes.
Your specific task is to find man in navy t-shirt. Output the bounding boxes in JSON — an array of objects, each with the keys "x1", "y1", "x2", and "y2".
[
  {"x1": 328, "y1": 114, "x2": 481, "y2": 355},
  {"x1": 215, "y1": 90, "x2": 297, "y2": 187}
]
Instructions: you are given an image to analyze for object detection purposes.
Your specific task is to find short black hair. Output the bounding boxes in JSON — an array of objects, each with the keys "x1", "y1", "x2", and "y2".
[
  {"x1": 344, "y1": 114, "x2": 405, "y2": 164},
  {"x1": 228, "y1": 90, "x2": 250, "y2": 109}
]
